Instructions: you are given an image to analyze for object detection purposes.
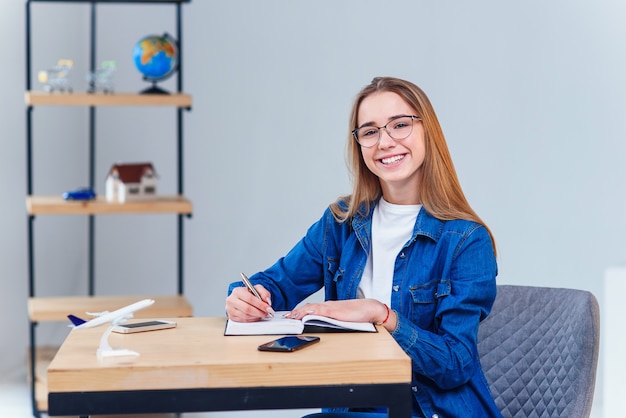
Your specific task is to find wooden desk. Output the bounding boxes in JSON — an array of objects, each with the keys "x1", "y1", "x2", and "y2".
[{"x1": 47, "y1": 317, "x2": 412, "y2": 417}]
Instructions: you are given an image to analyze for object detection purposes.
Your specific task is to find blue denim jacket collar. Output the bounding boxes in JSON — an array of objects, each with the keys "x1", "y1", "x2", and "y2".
[{"x1": 351, "y1": 200, "x2": 444, "y2": 254}]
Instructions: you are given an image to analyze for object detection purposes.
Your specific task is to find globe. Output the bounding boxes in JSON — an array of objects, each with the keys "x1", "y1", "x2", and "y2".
[{"x1": 132, "y1": 33, "x2": 178, "y2": 94}]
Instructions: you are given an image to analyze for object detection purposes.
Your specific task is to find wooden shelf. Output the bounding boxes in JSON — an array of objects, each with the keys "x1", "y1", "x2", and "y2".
[
  {"x1": 25, "y1": 3, "x2": 193, "y2": 417},
  {"x1": 28, "y1": 294, "x2": 193, "y2": 322},
  {"x1": 26, "y1": 195, "x2": 192, "y2": 215},
  {"x1": 29, "y1": 345, "x2": 55, "y2": 412},
  {"x1": 25, "y1": 91, "x2": 192, "y2": 108}
]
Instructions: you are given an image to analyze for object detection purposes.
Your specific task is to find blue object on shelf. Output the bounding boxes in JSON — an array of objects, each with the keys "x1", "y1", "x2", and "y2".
[{"x1": 62, "y1": 187, "x2": 96, "y2": 201}]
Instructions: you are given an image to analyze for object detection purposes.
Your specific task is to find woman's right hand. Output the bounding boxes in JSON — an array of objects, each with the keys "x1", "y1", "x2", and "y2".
[{"x1": 225, "y1": 285, "x2": 275, "y2": 322}]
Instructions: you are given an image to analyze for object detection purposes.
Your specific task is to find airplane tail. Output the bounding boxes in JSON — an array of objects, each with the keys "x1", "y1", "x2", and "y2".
[{"x1": 67, "y1": 314, "x2": 87, "y2": 326}]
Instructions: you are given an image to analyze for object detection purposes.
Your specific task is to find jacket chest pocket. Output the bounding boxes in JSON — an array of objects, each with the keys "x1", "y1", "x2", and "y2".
[{"x1": 408, "y1": 280, "x2": 450, "y2": 329}]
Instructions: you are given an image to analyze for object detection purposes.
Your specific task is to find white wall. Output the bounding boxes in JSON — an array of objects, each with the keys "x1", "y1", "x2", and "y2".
[{"x1": 2, "y1": 1, "x2": 624, "y2": 417}]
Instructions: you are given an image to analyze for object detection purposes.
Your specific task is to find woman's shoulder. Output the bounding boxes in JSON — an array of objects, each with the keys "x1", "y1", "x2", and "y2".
[
  {"x1": 418, "y1": 209, "x2": 488, "y2": 237},
  {"x1": 327, "y1": 195, "x2": 374, "y2": 222},
  {"x1": 328, "y1": 195, "x2": 351, "y2": 213}
]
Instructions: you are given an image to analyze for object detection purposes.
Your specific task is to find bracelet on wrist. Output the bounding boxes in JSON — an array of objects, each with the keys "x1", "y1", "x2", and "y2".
[{"x1": 376, "y1": 303, "x2": 390, "y2": 325}]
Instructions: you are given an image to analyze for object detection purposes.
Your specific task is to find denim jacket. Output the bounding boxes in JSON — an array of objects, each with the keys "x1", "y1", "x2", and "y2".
[{"x1": 229, "y1": 201, "x2": 502, "y2": 418}]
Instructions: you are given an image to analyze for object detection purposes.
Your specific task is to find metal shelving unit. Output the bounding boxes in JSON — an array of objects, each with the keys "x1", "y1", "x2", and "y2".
[{"x1": 24, "y1": 1, "x2": 192, "y2": 416}]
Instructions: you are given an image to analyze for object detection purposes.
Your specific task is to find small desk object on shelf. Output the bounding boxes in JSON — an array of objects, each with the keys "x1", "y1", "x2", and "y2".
[{"x1": 47, "y1": 317, "x2": 413, "y2": 417}]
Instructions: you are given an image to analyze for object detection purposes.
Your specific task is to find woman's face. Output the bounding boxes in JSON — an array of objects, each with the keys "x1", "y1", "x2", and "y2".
[{"x1": 357, "y1": 91, "x2": 425, "y2": 204}]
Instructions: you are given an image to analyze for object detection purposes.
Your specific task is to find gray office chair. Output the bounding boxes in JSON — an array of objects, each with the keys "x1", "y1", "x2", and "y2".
[
  {"x1": 477, "y1": 284, "x2": 600, "y2": 418},
  {"x1": 303, "y1": 285, "x2": 600, "y2": 418}
]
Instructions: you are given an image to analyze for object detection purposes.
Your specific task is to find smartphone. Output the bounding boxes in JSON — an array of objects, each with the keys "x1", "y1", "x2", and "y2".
[
  {"x1": 257, "y1": 335, "x2": 320, "y2": 352},
  {"x1": 111, "y1": 320, "x2": 177, "y2": 334}
]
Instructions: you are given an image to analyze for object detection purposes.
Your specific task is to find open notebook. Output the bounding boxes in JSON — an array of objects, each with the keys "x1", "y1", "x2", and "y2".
[{"x1": 224, "y1": 311, "x2": 377, "y2": 335}]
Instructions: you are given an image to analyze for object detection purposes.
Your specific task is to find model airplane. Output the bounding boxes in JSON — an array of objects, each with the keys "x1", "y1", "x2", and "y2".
[{"x1": 68, "y1": 299, "x2": 155, "y2": 329}]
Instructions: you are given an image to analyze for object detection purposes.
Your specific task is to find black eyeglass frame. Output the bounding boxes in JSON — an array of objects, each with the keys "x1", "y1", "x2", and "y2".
[{"x1": 352, "y1": 115, "x2": 421, "y2": 148}]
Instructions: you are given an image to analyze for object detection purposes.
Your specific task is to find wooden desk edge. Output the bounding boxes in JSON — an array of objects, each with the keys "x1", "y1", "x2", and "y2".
[{"x1": 47, "y1": 317, "x2": 411, "y2": 392}]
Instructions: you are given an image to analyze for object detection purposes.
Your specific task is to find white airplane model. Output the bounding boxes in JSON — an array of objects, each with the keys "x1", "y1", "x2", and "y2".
[
  {"x1": 67, "y1": 299, "x2": 155, "y2": 329},
  {"x1": 67, "y1": 299, "x2": 156, "y2": 359}
]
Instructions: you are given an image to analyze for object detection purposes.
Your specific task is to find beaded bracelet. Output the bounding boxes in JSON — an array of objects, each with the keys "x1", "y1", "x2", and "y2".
[{"x1": 376, "y1": 303, "x2": 391, "y2": 325}]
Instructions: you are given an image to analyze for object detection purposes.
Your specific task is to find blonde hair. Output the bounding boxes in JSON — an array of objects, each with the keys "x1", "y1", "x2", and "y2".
[{"x1": 330, "y1": 77, "x2": 496, "y2": 254}]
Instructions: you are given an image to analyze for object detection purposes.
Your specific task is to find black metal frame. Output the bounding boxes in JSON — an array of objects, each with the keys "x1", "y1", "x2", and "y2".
[
  {"x1": 48, "y1": 384, "x2": 413, "y2": 418},
  {"x1": 25, "y1": 1, "x2": 190, "y2": 417}
]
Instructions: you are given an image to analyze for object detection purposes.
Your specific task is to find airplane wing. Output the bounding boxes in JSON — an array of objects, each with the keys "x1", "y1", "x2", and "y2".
[{"x1": 85, "y1": 310, "x2": 110, "y2": 317}]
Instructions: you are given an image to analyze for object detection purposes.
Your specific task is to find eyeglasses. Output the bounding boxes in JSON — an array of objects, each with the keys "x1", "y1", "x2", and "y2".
[{"x1": 352, "y1": 115, "x2": 421, "y2": 148}]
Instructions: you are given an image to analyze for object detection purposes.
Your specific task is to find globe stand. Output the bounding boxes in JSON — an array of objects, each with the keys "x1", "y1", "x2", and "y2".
[{"x1": 140, "y1": 80, "x2": 170, "y2": 95}]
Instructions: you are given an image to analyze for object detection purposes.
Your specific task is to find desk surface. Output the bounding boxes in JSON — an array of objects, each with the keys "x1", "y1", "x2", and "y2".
[{"x1": 48, "y1": 317, "x2": 411, "y2": 393}]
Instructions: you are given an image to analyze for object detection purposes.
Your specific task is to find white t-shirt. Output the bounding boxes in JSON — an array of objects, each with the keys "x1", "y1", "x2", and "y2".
[{"x1": 358, "y1": 198, "x2": 422, "y2": 305}]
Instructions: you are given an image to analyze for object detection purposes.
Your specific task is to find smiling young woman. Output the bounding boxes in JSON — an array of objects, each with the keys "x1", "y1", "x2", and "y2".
[
  {"x1": 336, "y1": 77, "x2": 496, "y2": 254},
  {"x1": 226, "y1": 77, "x2": 501, "y2": 418}
]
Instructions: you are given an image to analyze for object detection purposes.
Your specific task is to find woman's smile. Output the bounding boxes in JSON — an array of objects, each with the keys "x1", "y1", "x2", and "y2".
[{"x1": 379, "y1": 153, "x2": 406, "y2": 165}]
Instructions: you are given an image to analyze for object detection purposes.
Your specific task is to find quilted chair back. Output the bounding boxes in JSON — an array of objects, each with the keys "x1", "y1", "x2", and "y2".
[{"x1": 478, "y1": 285, "x2": 600, "y2": 418}]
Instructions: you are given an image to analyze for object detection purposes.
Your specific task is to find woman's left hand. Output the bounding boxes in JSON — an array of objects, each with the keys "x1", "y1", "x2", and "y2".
[{"x1": 285, "y1": 299, "x2": 396, "y2": 331}]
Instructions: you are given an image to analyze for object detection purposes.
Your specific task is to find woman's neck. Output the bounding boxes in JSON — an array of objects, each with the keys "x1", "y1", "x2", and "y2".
[{"x1": 380, "y1": 182, "x2": 420, "y2": 205}]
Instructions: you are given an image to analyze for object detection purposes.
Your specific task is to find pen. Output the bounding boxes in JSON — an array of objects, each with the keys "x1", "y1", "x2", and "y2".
[{"x1": 240, "y1": 272, "x2": 274, "y2": 317}]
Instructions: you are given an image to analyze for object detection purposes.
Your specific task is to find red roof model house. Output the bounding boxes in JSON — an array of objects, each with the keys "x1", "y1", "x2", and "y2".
[{"x1": 105, "y1": 162, "x2": 158, "y2": 203}]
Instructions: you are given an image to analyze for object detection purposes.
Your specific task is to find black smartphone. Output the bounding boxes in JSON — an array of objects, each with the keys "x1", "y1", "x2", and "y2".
[{"x1": 257, "y1": 335, "x2": 320, "y2": 352}]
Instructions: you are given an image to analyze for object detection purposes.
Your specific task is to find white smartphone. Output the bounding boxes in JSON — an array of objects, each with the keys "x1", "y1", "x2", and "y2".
[{"x1": 111, "y1": 320, "x2": 177, "y2": 334}]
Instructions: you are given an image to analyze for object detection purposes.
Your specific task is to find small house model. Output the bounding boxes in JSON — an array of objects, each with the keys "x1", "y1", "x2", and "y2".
[{"x1": 105, "y1": 162, "x2": 158, "y2": 203}]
